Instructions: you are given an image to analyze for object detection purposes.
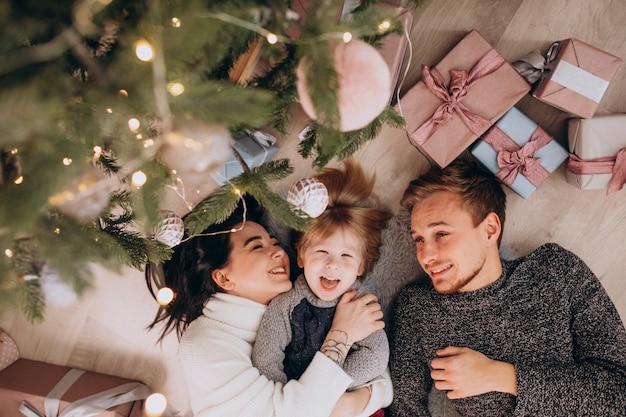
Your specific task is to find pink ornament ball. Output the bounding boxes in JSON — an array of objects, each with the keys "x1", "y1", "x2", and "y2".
[{"x1": 296, "y1": 39, "x2": 392, "y2": 132}]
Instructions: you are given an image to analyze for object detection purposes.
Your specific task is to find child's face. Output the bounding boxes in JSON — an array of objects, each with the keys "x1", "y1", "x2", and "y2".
[{"x1": 298, "y1": 228, "x2": 364, "y2": 302}]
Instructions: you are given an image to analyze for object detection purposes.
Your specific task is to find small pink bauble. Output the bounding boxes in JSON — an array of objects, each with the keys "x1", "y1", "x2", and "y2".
[{"x1": 296, "y1": 39, "x2": 391, "y2": 132}]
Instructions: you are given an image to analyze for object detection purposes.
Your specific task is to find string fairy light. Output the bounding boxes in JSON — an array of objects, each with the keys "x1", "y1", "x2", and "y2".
[
  {"x1": 4, "y1": 249, "x2": 13, "y2": 258},
  {"x1": 131, "y1": 170, "x2": 147, "y2": 188},
  {"x1": 144, "y1": 392, "x2": 168, "y2": 417},
  {"x1": 342, "y1": 32, "x2": 352, "y2": 43},
  {"x1": 134, "y1": 39, "x2": 155, "y2": 62},
  {"x1": 156, "y1": 287, "x2": 174, "y2": 306}
]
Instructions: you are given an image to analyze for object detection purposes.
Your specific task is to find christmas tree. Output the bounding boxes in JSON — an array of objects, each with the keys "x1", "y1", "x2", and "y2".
[{"x1": 0, "y1": 0, "x2": 423, "y2": 322}]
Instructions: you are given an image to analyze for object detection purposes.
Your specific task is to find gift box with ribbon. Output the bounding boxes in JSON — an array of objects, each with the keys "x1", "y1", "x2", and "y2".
[
  {"x1": 566, "y1": 114, "x2": 626, "y2": 194},
  {"x1": 211, "y1": 130, "x2": 279, "y2": 186},
  {"x1": 396, "y1": 29, "x2": 530, "y2": 167},
  {"x1": 532, "y1": 38, "x2": 622, "y2": 119},
  {"x1": 0, "y1": 359, "x2": 151, "y2": 417},
  {"x1": 471, "y1": 107, "x2": 569, "y2": 199}
]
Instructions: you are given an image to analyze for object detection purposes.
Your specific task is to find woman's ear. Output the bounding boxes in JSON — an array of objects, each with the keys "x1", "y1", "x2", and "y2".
[{"x1": 212, "y1": 269, "x2": 234, "y2": 291}]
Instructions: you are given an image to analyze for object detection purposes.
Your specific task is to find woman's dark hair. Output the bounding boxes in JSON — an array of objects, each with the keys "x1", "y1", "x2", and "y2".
[{"x1": 146, "y1": 195, "x2": 264, "y2": 342}]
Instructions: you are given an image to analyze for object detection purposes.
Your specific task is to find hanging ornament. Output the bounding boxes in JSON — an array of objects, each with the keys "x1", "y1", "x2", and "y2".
[
  {"x1": 36, "y1": 263, "x2": 78, "y2": 308},
  {"x1": 287, "y1": 178, "x2": 329, "y2": 218},
  {"x1": 49, "y1": 165, "x2": 118, "y2": 223},
  {"x1": 296, "y1": 39, "x2": 392, "y2": 132},
  {"x1": 153, "y1": 210, "x2": 184, "y2": 248},
  {"x1": 160, "y1": 122, "x2": 231, "y2": 182}
]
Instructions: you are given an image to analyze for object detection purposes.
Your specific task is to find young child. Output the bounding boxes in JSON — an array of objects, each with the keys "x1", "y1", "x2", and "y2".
[{"x1": 252, "y1": 158, "x2": 391, "y2": 389}]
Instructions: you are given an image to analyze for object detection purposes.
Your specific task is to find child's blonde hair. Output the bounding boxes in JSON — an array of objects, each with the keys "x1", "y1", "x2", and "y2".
[{"x1": 296, "y1": 159, "x2": 390, "y2": 278}]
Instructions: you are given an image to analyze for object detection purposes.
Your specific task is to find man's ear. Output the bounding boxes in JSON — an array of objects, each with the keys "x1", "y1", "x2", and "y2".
[
  {"x1": 483, "y1": 212, "x2": 502, "y2": 244},
  {"x1": 212, "y1": 269, "x2": 234, "y2": 291}
]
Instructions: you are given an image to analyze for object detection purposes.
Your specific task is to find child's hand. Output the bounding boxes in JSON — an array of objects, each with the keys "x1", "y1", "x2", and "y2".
[{"x1": 332, "y1": 290, "x2": 385, "y2": 346}]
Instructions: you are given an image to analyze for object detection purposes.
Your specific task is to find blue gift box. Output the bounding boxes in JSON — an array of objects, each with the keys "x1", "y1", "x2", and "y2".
[
  {"x1": 471, "y1": 107, "x2": 569, "y2": 199},
  {"x1": 211, "y1": 132, "x2": 278, "y2": 185}
]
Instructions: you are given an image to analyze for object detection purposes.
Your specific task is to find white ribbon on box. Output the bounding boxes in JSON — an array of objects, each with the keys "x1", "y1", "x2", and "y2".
[
  {"x1": 18, "y1": 368, "x2": 152, "y2": 417},
  {"x1": 550, "y1": 60, "x2": 610, "y2": 103}
]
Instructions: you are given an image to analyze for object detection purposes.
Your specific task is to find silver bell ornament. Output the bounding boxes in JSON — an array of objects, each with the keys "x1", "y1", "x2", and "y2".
[
  {"x1": 287, "y1": 177, "x2": 329, "y2": 218},
  {"x1": 153, "y1": 210, "x2": 185, "y2": 248}
]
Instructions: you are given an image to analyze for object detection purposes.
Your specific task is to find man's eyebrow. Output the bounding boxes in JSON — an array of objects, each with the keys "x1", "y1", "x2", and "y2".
[{"x1": 243, "y1": 235, "x2": 262, "y2": 247}]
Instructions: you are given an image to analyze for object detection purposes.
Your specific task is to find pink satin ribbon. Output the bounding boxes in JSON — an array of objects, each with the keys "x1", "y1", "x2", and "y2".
[
  {"x1": 482, "y1": 124, "x2": 552, "y2": 187},
  {"x1": 567, "y1": 147, "x2": 626, "y2": 194},
  {"x1": 411, "y1": 48, "x2": 506, "y2": 145}
]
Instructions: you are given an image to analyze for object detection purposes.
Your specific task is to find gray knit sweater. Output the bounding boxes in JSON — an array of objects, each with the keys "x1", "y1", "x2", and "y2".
[
  {"x1": 252, "y1": 274, "x2": 390, "y2": 389},
  {"x1": 389, "y1": 243, "x2": 626, "y2": 416}
]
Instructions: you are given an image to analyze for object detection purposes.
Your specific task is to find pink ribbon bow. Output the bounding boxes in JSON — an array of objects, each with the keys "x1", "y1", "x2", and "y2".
[
  {"x1": 567, "y1": 147, "x2": 626, "y2": 195},
  {"x1": 482, "y1": 124, "x2": 552, "y2": 187},
  {"x1": 411, "y1": 48, "x2": 506, "y2": 146}
]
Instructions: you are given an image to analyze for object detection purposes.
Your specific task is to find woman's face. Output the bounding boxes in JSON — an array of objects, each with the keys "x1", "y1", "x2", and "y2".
[{"x1": 213, "y1": 221, "x2": 291, "y2": 304}]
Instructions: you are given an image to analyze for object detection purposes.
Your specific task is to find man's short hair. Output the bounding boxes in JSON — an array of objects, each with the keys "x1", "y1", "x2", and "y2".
[{"x1": 401, "y1": 159, "x2": 507, "y2": 244}]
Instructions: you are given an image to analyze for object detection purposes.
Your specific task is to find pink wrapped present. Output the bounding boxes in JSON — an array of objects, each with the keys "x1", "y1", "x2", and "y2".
[
  {"x1": 396, "y1": 29, "x2": 530, "y2": 167},
  {"x1": 566, "y1": 114, "x2": 626, "y2": 194},
  {"x1": 0, "y1": 359, "x2": 150, "y2": 417},
  {"x1": 533, "y1": 39, "x2": 622, "y2": 119}
]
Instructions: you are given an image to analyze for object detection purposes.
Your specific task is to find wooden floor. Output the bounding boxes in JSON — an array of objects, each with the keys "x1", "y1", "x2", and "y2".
[{"x1": 2, "y1": 1, "x2": 625, "y2": 415}]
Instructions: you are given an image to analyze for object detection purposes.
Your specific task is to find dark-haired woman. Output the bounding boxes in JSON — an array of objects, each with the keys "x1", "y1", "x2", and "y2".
[{"x1": 147, "y1": 201, "x2": 392, "y2": 417}]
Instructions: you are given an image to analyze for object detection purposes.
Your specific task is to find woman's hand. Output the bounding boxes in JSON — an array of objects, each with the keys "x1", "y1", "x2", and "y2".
[
  {"x1": 321, "y1": 290, "x2": 384, "y2": 367},
  {"x1": 329, "y1": 386, "x2": 370, "y2": 417}
]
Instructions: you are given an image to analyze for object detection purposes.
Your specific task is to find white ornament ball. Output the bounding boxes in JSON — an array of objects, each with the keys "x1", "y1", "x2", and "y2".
[
  {"x1": 287, "y1": 178, "x2": 329, "y2": 218},
  {"x1": 154, "y1": 211, "x2": 184, "y2": 248},
  {"x1": 39, "y1": 263, "x2": 78, "y2": 307},
  {"x1": 160, "y1": 122, "x2": 231, "y2": 180},
  {"x1": 49, "y1": 165, "x2": 118, "y2": 223},
  {"x1": 296, "y1": 39, "x2": 392, "y2": 132}
]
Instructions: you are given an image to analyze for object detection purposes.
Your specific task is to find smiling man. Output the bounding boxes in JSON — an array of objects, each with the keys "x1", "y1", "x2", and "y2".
[{"x1": 388, "y1": 159, "x2": 626, "y2": 417}]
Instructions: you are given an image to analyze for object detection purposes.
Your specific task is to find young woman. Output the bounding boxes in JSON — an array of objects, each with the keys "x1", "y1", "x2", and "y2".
[{"x1": 146, "y1": 197, "x2": 392, "y2": 417}]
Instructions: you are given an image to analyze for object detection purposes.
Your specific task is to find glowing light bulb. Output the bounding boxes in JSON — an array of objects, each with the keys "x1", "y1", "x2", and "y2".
[
  {"x1": 167, "y1": 82, "x2": 185, "y2": 96},
  {"x1": 119, "y1": 89, "x2": 128, "y2": 97},
  {"x1": 14, "y1": 176, "x2": 23, "y2": 184},
  {"x1": 4, "y1": 249, "x2": 13, "y2": 258},
  {"x1": 10, "y1": 148, "x2": 18, "y2": 155},
  {"x1": 128, "y1": 118, "x2": 140, "y2": 133},
  {"x1": 93, "y1": 146, "x2": 102, "y2": 161},
  {"x1": 378, "y1": 19, "x2": 391, "y2": 32},
  {"x1": 143, "y1": 139, "x2": 155, "y2": 148},
  {"x1": 234, "y1": 188, "x2": 242, "y2": 195},
  {"x1": 171, "y1": 17, "x2": 181, "y2": 28},
  {"x1": 106, "y1": 108, "x2": 113, "y2": 113},
  {"x1": 54, "y1": 228, "x2": 61, "y2": 235},
  {"x1": 266, "y1": 32, "x2": 278, "y2": 44},
  {"x1": 342, "y1": 32, "x2": 352, "y2": 43},
  {"x1": 135, "y1": 40, "x2": 155, "y2": 62},
  {"x1": 156, "y1": 287, "x2": 174, "y2": 306},
  {"x1": 144, "y1": 393, "x2": 168, "y2": 417},
  {"x1": 131, "y1": 170, "x2": 147, "y2": 188},
  {"x1": 63, "y1": 158, "x2": 72, "y2": 166}
]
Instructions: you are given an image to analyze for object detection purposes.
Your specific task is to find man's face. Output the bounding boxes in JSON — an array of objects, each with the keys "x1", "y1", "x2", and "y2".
[{"x1": 409, "y1": 192, "x2": 500, "y2": 294}]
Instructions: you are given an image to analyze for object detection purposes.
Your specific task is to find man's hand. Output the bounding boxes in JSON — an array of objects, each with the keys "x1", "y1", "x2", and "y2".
[{"x1": 430, "y1": 346, "x2": 518, "y2": 399}]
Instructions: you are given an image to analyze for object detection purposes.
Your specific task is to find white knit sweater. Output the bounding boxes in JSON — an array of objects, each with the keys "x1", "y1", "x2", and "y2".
[{"x1": 179, "y1": 292, "x2": 392, "y2": 417}]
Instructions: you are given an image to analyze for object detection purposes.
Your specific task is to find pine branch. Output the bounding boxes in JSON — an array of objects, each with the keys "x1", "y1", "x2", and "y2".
[{"x1": 16, "y1": 280, "x2": 45, "y2": 323}]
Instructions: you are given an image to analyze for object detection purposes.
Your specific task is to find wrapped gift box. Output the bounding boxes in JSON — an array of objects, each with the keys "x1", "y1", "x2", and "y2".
[
  {"x1": 0, "y1": 359, "x2": 149, "y2": 417},
  {"x1": 566, "y1": 114, "x2": 626, "y2": 193},
  {"x1": 211, "y1": 132, "x2": 278, "y2": 186},
  {"x1": 533, "y1": 39, "x2": 622, "y2": 119},
  {"x1": 374, "y1": 2, "x2": 413, "y2": 104},
  {"x1": 396, "y1": 29, "x2": 530, "y2": 167},
  {"x1": 471, "y1": 107, "x2": 569, "y2": 199}
]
